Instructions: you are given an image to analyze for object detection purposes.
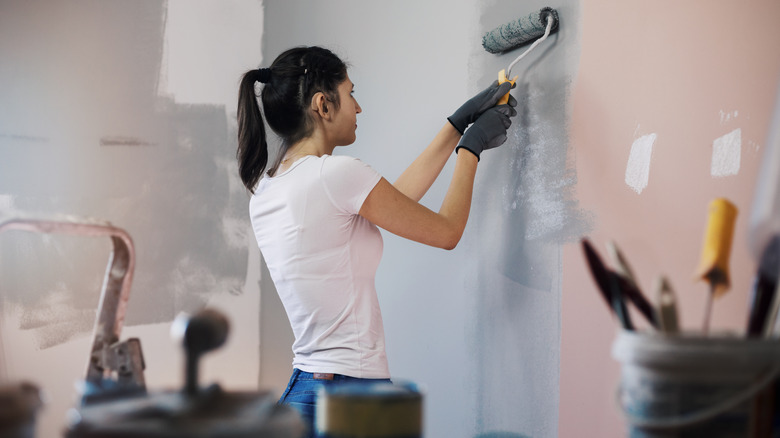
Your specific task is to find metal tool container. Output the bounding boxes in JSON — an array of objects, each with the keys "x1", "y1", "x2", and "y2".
[
  {"x1": 0, "y1": 381, "x2": 43, "y2": 438},
  {"x1": 65, "y1": 309, "x2": 304, "y2": 438},
  {"x1": 0, "y1": 219, "x2": 304, "y2": 438}
]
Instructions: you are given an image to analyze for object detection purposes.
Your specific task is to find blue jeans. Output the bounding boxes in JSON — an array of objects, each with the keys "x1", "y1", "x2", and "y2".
[{"x1": 277, "y1": 368, "x2": 392, "y2": 438}]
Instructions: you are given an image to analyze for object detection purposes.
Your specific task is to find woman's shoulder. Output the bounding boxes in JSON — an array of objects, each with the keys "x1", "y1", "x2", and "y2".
[
  {"x1": 319, "y1": 154, "x2": 381, "y2": 191},
  {"x1": 319, "y1": 155, "x2": 382, "y2": 213},
  {"x1": 320, "y1": 154, "x2": 374, "y2": 173}
]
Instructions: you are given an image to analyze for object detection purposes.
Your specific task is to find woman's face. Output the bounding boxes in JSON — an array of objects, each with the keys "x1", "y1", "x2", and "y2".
[{"x1": 330, "y1": 74, "x2": 362, "y2": 146}]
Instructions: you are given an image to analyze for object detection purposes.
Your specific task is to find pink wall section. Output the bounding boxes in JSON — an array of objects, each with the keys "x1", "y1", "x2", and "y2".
[{"x1": 561, "y1": 1, "x2": 780, "y2": 436}]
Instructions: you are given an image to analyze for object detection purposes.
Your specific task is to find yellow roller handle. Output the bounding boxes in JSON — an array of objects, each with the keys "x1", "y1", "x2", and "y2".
[
  {"x1": 497, "y1": 69, "x2": 518, "y2": 106},
  {"x1": 695, "y1": 198, "x2": 738, "y2": 298}
]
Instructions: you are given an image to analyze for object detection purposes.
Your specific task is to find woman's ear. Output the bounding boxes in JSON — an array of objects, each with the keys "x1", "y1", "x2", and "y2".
[{"x1": 310, "y1": 92, "x2": 331, "y2": 120}]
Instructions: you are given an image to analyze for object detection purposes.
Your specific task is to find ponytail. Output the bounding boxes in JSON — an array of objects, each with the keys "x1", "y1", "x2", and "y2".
[
  {"x1": 236, "y1": 46, "x2": 348, "y2": 193},
  {"x1": 236, "y1": 71, "x2": 267, "y2": 193}
]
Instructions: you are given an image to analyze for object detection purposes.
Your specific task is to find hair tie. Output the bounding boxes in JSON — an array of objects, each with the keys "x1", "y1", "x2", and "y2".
[{"x1": 254, "y1": 68, "x2": 272, "y2": 84}]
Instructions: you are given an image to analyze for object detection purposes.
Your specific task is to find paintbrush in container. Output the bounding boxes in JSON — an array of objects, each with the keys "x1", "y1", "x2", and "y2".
[
  {"x1": 655, "y1": 276, "x2": 680, "y2": 334},
  {"x1": 582, "y1": 238, "x2": 633, "y2": 330},
  {"x1": 694, "y1": 198, "x2": 738, "y2": 334},
  {"x1": 607, "y1": 241, "x2": 659, "y2": 329}
]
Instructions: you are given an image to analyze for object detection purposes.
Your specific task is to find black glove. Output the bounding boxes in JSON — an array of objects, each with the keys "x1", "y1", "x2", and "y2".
[
  {"x1": 455, "y1": 103, "x2": 517, "y2": 160},
  {"x1": 448, "y1": 80, "x2": 517, "y2": 134}
]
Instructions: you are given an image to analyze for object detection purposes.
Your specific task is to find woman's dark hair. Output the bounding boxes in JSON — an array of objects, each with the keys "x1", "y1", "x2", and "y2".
[{"x1": 237, "y1": 46, "x2": 348, "y2": 192}]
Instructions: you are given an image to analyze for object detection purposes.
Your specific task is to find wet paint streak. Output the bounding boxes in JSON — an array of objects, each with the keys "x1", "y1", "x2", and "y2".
[
  {"x1": 100, "y1": 136, "x2": 157, "y2": 147},
  {"x1": 500, "y1": 84, "x2": 593, "y2": 245},
  {"x1": 0, "y1": 134, "x2": 49, "y2": 143}
]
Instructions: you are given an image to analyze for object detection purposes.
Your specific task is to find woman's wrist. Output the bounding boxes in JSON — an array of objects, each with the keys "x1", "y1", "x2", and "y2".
[{"x1": 441, "y1": 122, "x2": 462, "y2": 152}]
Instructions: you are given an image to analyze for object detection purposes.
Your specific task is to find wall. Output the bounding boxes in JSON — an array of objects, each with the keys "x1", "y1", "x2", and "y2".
[
  {"x1": 260, "y1": 1, "x2": 583, "y2": 436},
  {"x1": 561, "y1": 1, "x2": 780, "y2": 436},
  {"x1": 10, "y1": 2, "x2": 769, "y2": 437},
  {"x1": 0, "y1": 2, "x2": 263, "y2": 437}
]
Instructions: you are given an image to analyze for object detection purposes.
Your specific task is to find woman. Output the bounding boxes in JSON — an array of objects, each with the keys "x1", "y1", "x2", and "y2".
[{"x1": 237, "y1": 46, "x2": 516, "y2": 435}]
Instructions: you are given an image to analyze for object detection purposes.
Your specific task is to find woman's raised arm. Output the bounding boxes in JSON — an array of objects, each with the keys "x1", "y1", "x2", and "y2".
[
  {"x1": 360, "y1": 104, "x2": 516, "y2": 250},
  {"x1": 392, "y1": 81, "x2": 515, "y2": 202},
  {"x1": 362, "y1": 151, "x2": 477, "y2": 250}
]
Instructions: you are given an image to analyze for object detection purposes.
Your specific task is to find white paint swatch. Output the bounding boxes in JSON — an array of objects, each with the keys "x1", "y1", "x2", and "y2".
[
  {"x1": 159, "y1": 0, "x2": 263, "y2": 106},
  {"x1": 625, "y1": 133, "x2": 656, "y2": 194},
  {"x1": 711, "y1": 128, "x2": 741, "y2": 177}
]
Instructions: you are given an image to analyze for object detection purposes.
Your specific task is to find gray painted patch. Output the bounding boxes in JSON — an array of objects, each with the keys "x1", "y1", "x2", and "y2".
[
  {"x1": 463, "y1": 1, "x2": 586, "y2": 436},
  {"x1": 0, "y1": 0, "x2": 248, "y2": 347}
]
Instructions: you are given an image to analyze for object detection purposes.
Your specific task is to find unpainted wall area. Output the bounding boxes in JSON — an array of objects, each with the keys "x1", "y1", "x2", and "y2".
[
  {"x1": 260, "y1": 1, "x2": 583, "y2": 437},
  {"x1": 0, "y1": 1, "x2": 263, "y2": 437},
  {"x1": 561, "y1": 1, "x2": 780, "y2": 436}
]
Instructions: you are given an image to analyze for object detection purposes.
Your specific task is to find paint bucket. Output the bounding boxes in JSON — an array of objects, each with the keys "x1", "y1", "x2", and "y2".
[
  {"x1": 65, "y1": 388, "x2": 305, "y2": 437},
  {"x1": 613, "y1": 331, "x2": 780, "y2": 437},
  {"x1": 315, "y1": 381, "x2": 423, "y2": 438}
]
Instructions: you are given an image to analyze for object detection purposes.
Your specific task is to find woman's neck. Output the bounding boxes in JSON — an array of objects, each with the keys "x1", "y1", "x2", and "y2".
[{"x1": 278, "y1": 136, "x2": 335, "y2": 172}]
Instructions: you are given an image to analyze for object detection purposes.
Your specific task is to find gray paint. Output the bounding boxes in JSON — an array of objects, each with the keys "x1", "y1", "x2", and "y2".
[
  {"x1": 261, "y1": 1, "x2": 584, "y2": 436},
  {"x1": 0, "y1": 2, "x2": 263, "y2": 436},
  {"x1": 0, "y1": 0, "x2": 249, "y2": 347},
  {"x1": 466, "y1": 4, "x2": 586, "y2": 435},
  {"x1": 0, "y1": 0, "x2": 584, "y2": 435}
]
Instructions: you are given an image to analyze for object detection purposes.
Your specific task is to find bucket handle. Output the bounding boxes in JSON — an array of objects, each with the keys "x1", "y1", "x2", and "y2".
[{"x1": 618, "y1": 365, "x2": 780, "y2": 430}]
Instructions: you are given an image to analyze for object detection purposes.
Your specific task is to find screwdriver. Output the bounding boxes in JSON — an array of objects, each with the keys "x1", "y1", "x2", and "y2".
[
  {"x1": 695, "y1": 198, "x2": 738, "y2": 334},
  {"x1": 655, "y1": 276, "x2": 680, "y2": 334}
]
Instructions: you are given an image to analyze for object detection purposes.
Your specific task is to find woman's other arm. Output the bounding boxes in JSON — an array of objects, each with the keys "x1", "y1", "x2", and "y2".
[
  {"x1": 392, "y1": 123, "x2": 460, "y2": 202},
  {"x1": 362, "y1": 151, "x2": 477, "y2": 250}
]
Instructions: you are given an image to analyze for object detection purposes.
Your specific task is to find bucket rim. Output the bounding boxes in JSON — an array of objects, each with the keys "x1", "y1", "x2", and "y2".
[{"x1": 612, "y1": 330, "x2": 780, "y2": 368}]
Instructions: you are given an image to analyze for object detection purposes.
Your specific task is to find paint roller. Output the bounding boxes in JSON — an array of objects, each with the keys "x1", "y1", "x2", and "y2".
[{"x1": 482, "y1": 7, "x2": 560, "y2": 105}]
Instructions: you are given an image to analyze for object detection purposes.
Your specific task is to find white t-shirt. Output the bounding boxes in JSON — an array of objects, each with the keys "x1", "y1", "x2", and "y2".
[{"x1": 249, "y1": 154, "x2": 389, "y2": 378}]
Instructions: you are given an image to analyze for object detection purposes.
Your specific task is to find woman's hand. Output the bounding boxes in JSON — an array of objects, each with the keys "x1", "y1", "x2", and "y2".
[
  {"x1": 447, "y1": 80, "x2": 517, "y2": 134},
  {"x1": 455, "y1": 102, "x2": 517, "y2": 160}
]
